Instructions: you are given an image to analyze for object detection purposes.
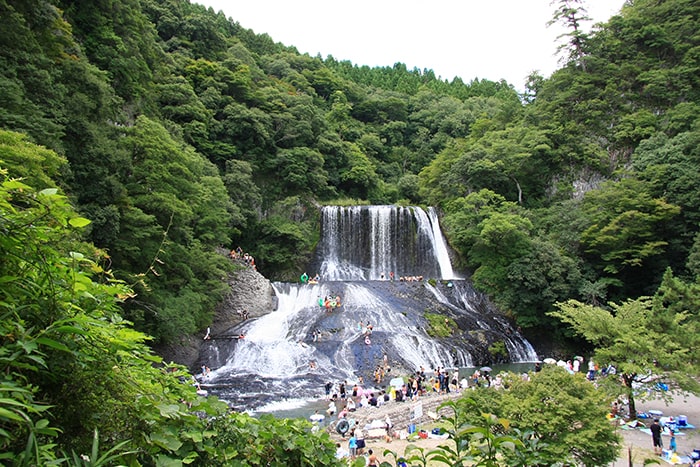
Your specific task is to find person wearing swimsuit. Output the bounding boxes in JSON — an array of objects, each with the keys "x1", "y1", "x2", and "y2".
[{"x1": 367, "y1": 448, "x2": 378, "y2": 466}]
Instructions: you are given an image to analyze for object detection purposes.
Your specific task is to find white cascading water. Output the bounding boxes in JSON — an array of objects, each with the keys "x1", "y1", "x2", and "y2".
[
  {"x1": 204, "y1": 205, "x2": 538, "y2": 410},
  {"x1": 425, "y1": 280, "x2": 539, "y2": 363},
  {"x1": 215, "y1": 284, "x2": 318, "y2": 378},
  {"x1": 317, "y1": 206, "x2": 446, "y2": 281},
  {"x1": 427, "y1": 207, "x2": 458, "y2": 280},
  {"x1": 214, "y1": 281, "x2": 475, "y2": 382},
  {"x1": 369, "y1": 207, "x2": 393, "y2": 280}
]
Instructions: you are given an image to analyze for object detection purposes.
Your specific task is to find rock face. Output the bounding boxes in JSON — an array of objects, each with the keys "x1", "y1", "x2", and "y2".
[
  {"x1": 152, "y1": 261, "x2": 274, "y2": 370},
  {"x1": 212, "y1": 263, "x2": 275, "y2": 332}
]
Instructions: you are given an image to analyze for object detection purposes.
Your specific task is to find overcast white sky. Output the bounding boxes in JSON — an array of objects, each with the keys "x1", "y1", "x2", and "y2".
[{"x1": 196, "y1": 0, "x2": 626, "y2": 90}]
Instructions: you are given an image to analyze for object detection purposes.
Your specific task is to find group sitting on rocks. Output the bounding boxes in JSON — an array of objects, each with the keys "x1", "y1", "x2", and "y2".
[
  {"x1": 236, "y1": 309, "x2": 249, "y2": 320},
  {"x1": 399, "y1": 275, "x2": 423, "y2": 282},
  {"x1": 228, "y1": 246, "x2": 256, "y2": 270}
]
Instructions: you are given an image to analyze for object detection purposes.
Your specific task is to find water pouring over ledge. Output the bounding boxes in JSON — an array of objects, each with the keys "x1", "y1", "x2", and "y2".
[
  {"x1": 199, "y1": 206, "x2": 537, "y2": 411},
  {"x1": 311, "y1": 206, "x2": 457, "y2": 281}
]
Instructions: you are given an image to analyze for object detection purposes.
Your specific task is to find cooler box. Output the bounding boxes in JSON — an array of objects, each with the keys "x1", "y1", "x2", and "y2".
[{"x1": 678, "y1": 415, "x2": 687, "y2": 426}]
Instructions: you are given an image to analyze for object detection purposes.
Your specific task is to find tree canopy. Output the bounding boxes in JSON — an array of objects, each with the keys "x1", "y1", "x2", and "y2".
[{"x1": 1, "y1": 0, "x2": 700, "y2": 462}]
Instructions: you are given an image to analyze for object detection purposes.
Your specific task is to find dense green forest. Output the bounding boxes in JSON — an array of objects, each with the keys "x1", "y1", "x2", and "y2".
[
  {"x1": 2, "y1": 0, "x2": 698, "y2": 345},
  {"x1": 1, "y1": 0, "x2": 700, "y2": 464}
]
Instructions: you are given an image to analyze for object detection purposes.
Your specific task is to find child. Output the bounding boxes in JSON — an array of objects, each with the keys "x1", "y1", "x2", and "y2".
[
  {"x1": 348, "y1": 430, "x2": 357, "y2": 458},
  {"x1": 670, "y1": 432, "x2": 677, "y2": 452}
]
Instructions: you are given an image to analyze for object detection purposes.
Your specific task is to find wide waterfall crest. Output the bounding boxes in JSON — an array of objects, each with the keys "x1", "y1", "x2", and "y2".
[{"x1": 315, "y1": 205, "x2": 455, "y2": 281}]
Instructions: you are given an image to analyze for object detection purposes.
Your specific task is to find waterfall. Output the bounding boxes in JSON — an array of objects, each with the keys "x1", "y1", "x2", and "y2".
[
  {"x1": 213, "y1": 282, "x2": 474, "y2": 381},
  {"x1": 202, "y1": 205, "x2": 538, "y2": 410},
  {"x1": 316, "y1": 206, "x2": 449, "y2": 281},
  {"x1": 215, "y1": 284, "x2": 320, "y2": 378},
  {"x1": 425, "y1": 282, "x2": 539, "y2": 363},
  {"x1": 427, "y1": 207, "x2": 458, "y2": 280}
]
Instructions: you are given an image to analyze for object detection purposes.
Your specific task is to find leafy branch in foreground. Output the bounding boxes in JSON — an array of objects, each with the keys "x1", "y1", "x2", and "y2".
[{"x1": 0, "y1": 145, "x2": 342, "y2": 465}]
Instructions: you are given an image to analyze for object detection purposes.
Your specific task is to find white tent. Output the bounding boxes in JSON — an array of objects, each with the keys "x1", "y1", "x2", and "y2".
[{"x1": 389, "y1": 377, "x2": 404, "y2": 388}]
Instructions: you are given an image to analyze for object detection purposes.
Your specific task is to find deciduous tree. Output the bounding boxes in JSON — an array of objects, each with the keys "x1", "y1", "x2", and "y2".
[{"x1": 549, "y1": 273, "x2": 700, "y2": 419}]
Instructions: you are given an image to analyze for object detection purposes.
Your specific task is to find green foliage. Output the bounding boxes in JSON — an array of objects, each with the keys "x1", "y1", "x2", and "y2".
[
  {"x1": 549, "y1": 275, "x2": 700, "y2": 419},
  {"x1": 0, "y1": 0, "x2": 696, "y2": 349},
  {"x1": 0, "y1": 0, "x2": 699, "y2": 463},
  {"x1": 487, "y1": 341, "x2": 508, "y2": 361},
  {"x1": 0, "y1": 130, "x2": 66, "y2": 188},
  {"x1": 65, "y1": 429, "x2": 135, "y2": 467},
  {"x1": 443, "y1": 367, "x2": 620, "y2": 466},
  {"x1": 385, "y1": 396, "x2": 548, "y2": 466},
  {"x1": 0, "y1": 157, "x2": 342, "y2": 465},
  {"x1": 548, "y1": 0, "x2": 591, "y2": 67},
  {"x1": 424, "y1": 313, "x2": 456, "y2": 338},
  {"x1": 246, "y1": 197, "x2": 320, "y2": 279},
  {"x1": 200, "y1": 413, "x2": 342, "y2": 466},
  {"x1": 580, "y1": 177, "x2": 679, "y2": 277}
]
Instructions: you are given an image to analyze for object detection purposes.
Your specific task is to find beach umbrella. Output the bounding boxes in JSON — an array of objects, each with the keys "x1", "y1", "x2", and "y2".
[
  {"x1": 543, "y1": 358, "x2": 557, "y2": 364},
  {"x1": 480, "y1": 366, "x2": 493, "y2": 372}
]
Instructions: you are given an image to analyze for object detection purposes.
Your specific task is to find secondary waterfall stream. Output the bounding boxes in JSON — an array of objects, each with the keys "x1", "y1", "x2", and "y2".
[{"x1": 200, "y1": 206, "x2": 537, "y2": 412}]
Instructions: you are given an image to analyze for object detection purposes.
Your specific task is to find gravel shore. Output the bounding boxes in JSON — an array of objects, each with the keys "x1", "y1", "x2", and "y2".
[{"x1": 326, "y1": 390, "x2": 700, "y2": 466}]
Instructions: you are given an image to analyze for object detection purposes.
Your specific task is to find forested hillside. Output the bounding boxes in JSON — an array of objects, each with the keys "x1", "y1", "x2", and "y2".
[
  {"x1": 1, "y1": 0, "x2": 698, "y2": 344},
  {"x1": 2, "y1": 0, "x2": 700, "y2": 463}
]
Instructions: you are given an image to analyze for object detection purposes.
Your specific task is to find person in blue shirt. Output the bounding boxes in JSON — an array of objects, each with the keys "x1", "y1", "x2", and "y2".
[
  {"x1": 348, "y1": 430, "x2": 357, "y2": 458},
  {"x1": 670, "y1": 431, "x2": 677, "y2": 452}
]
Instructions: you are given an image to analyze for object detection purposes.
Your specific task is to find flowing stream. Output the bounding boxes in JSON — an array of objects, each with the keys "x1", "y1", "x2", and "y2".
[{"x1": 200, "y1": 206, "x2": 537, "y2": 412}]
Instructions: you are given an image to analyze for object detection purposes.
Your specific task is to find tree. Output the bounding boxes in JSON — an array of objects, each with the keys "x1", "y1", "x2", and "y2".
[
  {"x1": 223, "y1": 158, "x2": 262, "y2": 236},
  {"x1": 0, "y1": 147, "x2": 342, "y2": 465},
  {"x1": 400, "y1": 367, "x2": 619, "y2": 466},
  {"x1": 506, "y1": 239, "x2": 582, "y2": 329},
  {"x1": 0, "y1": 130, "x2": 66, "y2": 188},
  {"x1": 579, "y1": 177, "x2": 680, "y2": 298},
  {"x1": 549, "y1": 275, "x2": 700, "y2": 420},
  {"x1": 548, "y1": 0, "x2": 592, "y2": 69},
  {"x1": 262, "y1": 147, "x2": 330, "y2": 198},
  {"x1": 444, "y1": 367, "x2": 620, "y2": 466}
]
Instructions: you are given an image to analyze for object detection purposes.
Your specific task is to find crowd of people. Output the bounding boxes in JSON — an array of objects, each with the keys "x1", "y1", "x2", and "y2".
[
  {"x1": 536, "y1": 356, "x2": 616, "y2": 381},
  {"x1": 397, "y1": 275, "x2": 423, "y2": 282},
  {"x1": 319, "y1": 293, "x2": 342, "y2": 312},
  {"x1": 375, "y1": 272, "x2": 424, "y2": 282},
  {"x1": 323, "y1": 365, "x2": 461, "y2": 414},
  {"x1": 228, "y1": 246, "x2": 256, "y2": 270},
  {"x1": 317, "y1": 364, "x2": 466, "y2": 463}
]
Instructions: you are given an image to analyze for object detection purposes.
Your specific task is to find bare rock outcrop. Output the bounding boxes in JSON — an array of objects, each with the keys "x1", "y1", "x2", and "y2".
[{"x1": 152, "y1": 260, "x2": 274, "y2": 369}]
